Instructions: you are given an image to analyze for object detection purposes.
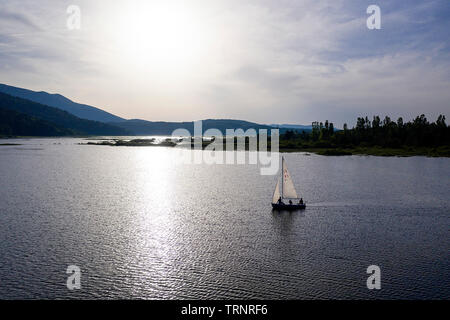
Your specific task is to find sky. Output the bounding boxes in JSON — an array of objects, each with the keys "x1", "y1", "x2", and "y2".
[{"x1": 0, "y1": 0, "x2": 449, "y2": 127}]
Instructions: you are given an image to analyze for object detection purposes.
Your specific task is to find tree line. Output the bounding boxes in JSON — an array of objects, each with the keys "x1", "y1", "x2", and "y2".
[{"x1": 281, "y1": 114, "x2": 449, "y2": 149}]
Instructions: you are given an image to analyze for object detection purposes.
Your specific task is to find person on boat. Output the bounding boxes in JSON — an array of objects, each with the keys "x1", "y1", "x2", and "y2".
[
  {"x1": 289, "y1": 200, "x2": 293, "y2": 205},
  {"x1": 299, "y1": 198, "x2": 304, "y2": 205},
  {"x1": 277, "y1": 197, "x2": 284, "y2": 205}
]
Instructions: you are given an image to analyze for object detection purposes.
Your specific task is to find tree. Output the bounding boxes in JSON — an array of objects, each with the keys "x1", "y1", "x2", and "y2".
[
  {"x1": 286, "y1": 114, "x2": 449, "y2": 151},
  {"x1": 311, "y1": 122, "x2": 320, "y2": 141},
  {"x1": 372, "y1": 116, "x2": 380, "y2": 129},
  {"x1": 284, "y1": 130, "x2": 295, "y2": 140},
  {"x1": 437, "y1": 115, "x2": 446, "y2": 127}
]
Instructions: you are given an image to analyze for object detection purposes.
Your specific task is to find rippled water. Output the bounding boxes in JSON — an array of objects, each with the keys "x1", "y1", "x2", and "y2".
[{"x1": 0, "y1": 138, "x2": 449, "y2": 299}]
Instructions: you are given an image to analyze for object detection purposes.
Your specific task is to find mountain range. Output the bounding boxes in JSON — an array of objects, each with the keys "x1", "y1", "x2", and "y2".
[
  {"x1": 0, "y1": 84, "x2": 311, "y2": 136},
  {"x1": 0, "y1": 92, "x2": 129, "y2": 136},
  {"x1": 0, "y1": 84, "x2": 123, "y2": 123}
]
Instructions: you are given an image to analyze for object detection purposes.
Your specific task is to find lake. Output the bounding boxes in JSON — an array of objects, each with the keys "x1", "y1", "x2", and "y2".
[{"x1": 0, "y1": 138, "x2": 449, "y2": 299}]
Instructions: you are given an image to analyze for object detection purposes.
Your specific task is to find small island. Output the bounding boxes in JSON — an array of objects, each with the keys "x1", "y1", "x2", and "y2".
[{"x1": 80, "y1": 138, "x2": 178, "y2": 147}]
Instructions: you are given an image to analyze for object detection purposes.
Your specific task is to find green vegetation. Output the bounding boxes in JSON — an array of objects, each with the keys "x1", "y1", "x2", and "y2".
[
  {"x1": 278, "y1": 114, "x2": 450, "y2": 157},
  {"x1": 317, "y1": 149, "x2": 353, "y2": 156},
  {"x1": 0, "y1": 92, "x2": 129, "y2": 136},
  {"x1": 0, "y1": 107, "x2": 75, "y2": 136}
]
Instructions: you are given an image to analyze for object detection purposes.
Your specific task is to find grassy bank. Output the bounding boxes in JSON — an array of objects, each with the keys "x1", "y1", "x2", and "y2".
[{"x1": 279, "y1": 145, "x2": 450, "y2": 157}]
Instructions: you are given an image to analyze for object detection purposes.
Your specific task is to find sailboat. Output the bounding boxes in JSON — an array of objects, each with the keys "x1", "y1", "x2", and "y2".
[{"x1": 272, "y1": 157, "x2": 306, "y2": 210}]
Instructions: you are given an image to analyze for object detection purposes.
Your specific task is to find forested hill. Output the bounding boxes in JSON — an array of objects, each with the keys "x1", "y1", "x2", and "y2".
[
  {"x1": 0, "y1": 83, "x2": 124, "y2": 123},
  {"x1": 111, "y1": 118, "x2": 274, "y2": 135},
  {"x1": 0, "y1": 92, "x2": 129, "y2": 136},
  {"x1": 0, "y1": 108, "x2": 74, "y2": 136}
]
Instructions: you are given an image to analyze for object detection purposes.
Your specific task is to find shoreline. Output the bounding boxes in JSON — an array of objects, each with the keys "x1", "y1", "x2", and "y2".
[
  {"x1": 2, "y1": 136, "x2": 449, "y2": 157},
  {"x1": 279, "y1": 146, "x2": 450, "y2": 157}
]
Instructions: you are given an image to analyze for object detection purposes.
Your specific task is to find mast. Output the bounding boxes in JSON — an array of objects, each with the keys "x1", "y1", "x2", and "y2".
[{"x1": 281, "y1": 156, "x2": 284, "y2": 199}]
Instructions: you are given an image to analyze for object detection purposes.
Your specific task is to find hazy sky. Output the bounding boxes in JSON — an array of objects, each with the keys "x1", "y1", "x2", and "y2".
[{"x1": 0, "y1": 0, "x2": 449, "y2": 126}]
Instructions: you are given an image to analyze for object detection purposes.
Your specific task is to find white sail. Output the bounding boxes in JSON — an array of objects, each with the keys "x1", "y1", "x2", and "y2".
[
  {"x1": 272, "y1": 179, "x2": 281, "y2": 204},
  {"x1": 282, "y1": 157, "x2": 298, "y2": 199}
]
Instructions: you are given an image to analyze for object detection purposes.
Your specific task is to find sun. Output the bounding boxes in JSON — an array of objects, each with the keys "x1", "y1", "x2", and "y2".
[{"x1": 110, "y1": 1, "x2": 209, "y2": 75}]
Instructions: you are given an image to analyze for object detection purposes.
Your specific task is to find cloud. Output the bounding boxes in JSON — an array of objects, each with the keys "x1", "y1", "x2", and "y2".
[
  {"x1": 0, "y1": 10, "x2": 42, "y2": 32},
  {"x1": 199, "y1": 0, "x2": 450, "y2": 125},
  {"x1": 0, "y1": 0, "x2": 449, "y2": 125}
]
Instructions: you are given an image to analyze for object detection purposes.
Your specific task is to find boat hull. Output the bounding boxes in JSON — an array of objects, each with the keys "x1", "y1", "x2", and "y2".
[{"x1": 272, "y1": 203, "x2": 306, "y2": 210}]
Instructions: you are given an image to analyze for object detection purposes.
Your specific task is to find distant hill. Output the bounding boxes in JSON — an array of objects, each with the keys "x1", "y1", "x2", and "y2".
[
  {"x1": 0, "y1": 84, "x2": 124, "y2": 123},
  {"x1": 0, "y1": 107, "x2": 74, "y2": 136},
  {"x1": 111, "y1": 119, "x2": 274, "y2": 135},
  {"x1": 0, "y1": 92, "x2": 129, "y2": 136},
  {"x1": 0, "y1": 84, "x2": 312, "y2": 137},
  {"x1": 270, "y1": 124, "x2": 312, "y2": 132}
]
